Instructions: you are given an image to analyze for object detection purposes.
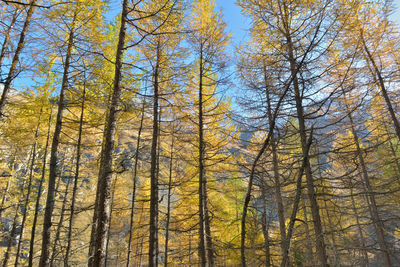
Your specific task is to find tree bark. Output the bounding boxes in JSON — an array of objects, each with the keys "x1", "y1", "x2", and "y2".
[
  {"x1": 105, "y1": 177, "x2": 118, "y2": 266},
  {"x1": 28, "y1": 107, "x2": 53, "y2": 267},
  {"x1": 346, "y1": 102, "x2": 392, "y2": 267},
  {"x1": 198, "y1": 47, "x2": 214, "y2": 267},
  {"x1": 64, "y1": 77, "x2": 86, "y2": 265},
  {"x1": 263, "y1": 63, "x2": 286, "y2": 254},
  {"x1": 148, "y1": 39, "x2": 161, "y2": 267},
  {"x1": 261, "y1": 183, "x2": 271, "y2": 267},
  {"x1": 164, "y1": 130, "x2": 174, "y2": 267},
  {"x1": 90, "y1": 0, "x2": 128, "y2": 265},
  {"x1": 285, "y1": 31, "x2": 328, "y2": 267},
  {"x1": 126, "y1": 96, "x2": 145, "y2": 267},
  {"x1": 50, "y1": 172, "x2": 72, "y2": 266},
  {"x1": 360, "y1": 29, "x2": 400, "y2": 143},
  {"x1": 350, "y1": 187, "x2": 370, "y2": 266},
  {"x1": 38, "y1": 11, "x2": 76, "y2": 266},
  {"x1": 280, "y1": 129, "x2": 313, "y2": 267},
  {"x1": 14, "y1": 109, "x2": 42, "y2": 267}
]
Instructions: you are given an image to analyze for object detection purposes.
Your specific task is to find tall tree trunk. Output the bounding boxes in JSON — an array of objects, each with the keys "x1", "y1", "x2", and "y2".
[
  {"x1": 148, "y1": 40, "x2": 161, "y2": 267},
  {"x1": 261, "y1": 183, "x2": 271, "y2": 267},
  {"x1": 28, "y1": 107, "x2": 53, "y2": 267},
  {"x1": 322, "y1": 181, "x2": 340, "y2": 267},
  {"x1": 126, "y1": 96, "x2": 145, "y2": 267},
  {"x1": 14, "y1": 109, "x2": 42, "y2": 267},
  {"x1": 64, "y1": 78, "x2": 86, "y2": 265},
  {"x1": 285, "y1": 29, "x2": 328, "y2": 266},
  {"x1": 105, "y1": 176, "x2": 117, "y2": 267},
  {"x1": 38, "y1": 11, "x2": 76, "y2": 266},
  {"x1": 280, "y1": 129, "x2": 313, "y2": 267},
  {"x1": 90, "y1": 0, "x2": 128, "y2": 265},
  {"x1": 350, "y1": 187, "x2": 370, "y2": 266},
  {"x1": 198, "y1": 47, "x2": 214, "y2": 267},
  {"x1": 164, "y1": 131, "x2": 174, "y2": 267},
  {"x1": 360, "y1": 29, "x2": 400, "y2": 143},
  {"x1": 263, "y1": 63, "x2": 286, "y2": 254},
  {"x1": 301, "y1": 198, "x2": 315, "y2": 266},
  {"x1": 0, "y1": 0, "x2": 36, "y2": 115},
  {"x1": 50, "y1": 173, "x2": 72, "y2": 266},
  {"x1": 346, "y1": 104, "x2": 392, "y2": 266}
]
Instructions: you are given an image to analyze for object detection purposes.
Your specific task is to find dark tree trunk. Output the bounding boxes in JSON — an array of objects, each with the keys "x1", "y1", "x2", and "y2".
[
  {"x1": 28, "y1": 107, "x2": 53, "y2": 267},
  {"x1": 50, "y1": 172, "x2": 72, "y2": 266},
  {"x1": 198, "y1": 48, "x2": 214, "y2": 267},
  {"x1": 346, "y1": 104, "x2": 392, "y2": 267},
  {"x1": 90, "y1": 0, "x2": 128, "y2": 265},
  {"x1": 14, "y1": 110, "x2": 43, "y2": 267},
  {"x1": 149, "y1": 40, "x2": 161, "y2": 267},
  {"x1": 0, "y1": 0, "x2": 36, "y2": 115},
  {"x1": 126, "y1": 96, "x2": 145, "y2": 267},
  {"x1": 261, "y1": 184, "x2": 271, "y2": 267},
  {"x1": 280, "y1": 130, "x2": 313, "y2": 267},
  {"x1": 263, "y1": 63, "x2": 286, "y2": 254},
  {"x1": 361, "y1": 29, "x2": 400, "y2": 143},
  {"x1": 164, "y1": 132, "x2": 174, "y2": 267},
  {"x1": 105, "y1": 177, "x2": 118, "y2": 267},
  {"x1": 64, "y1": 77, "x2": 86, "y2": 265},
  {"x1": 38, "y1": 11, "x2": 76, "y2": 266},
  {"x1": 350, "y1": 187, "x2": 370, "y2": 266},
  {"x1": 286, "y1": 32, "x2": 328, "y2": 266}
]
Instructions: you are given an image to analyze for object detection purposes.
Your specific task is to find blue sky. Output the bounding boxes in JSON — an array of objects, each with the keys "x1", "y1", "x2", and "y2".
[
  {"x1": 215, "y1": 0, "x2": 249, "y2": 44},
  {"x1": 6, "y1": 0, "x2": 400, "y2": 92},
  {"x1": 216, "y1": 0, "x2": 400, "y2": 44}
]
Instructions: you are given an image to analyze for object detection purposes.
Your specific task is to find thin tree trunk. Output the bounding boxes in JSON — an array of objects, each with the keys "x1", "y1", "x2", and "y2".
[
  {"x1": 164, "y1": 131, "x2": 174, "y2": 267},
  {"x1": 104, "y1": 176, "x2": 117, "y2": 267},
  {"x1": 64, "y1": 76, "x2": 86, "y2": 265},
  {"x1": 263, "y1": 63, "x2": 286, "y2": 254},
  {"x1": 50, "y1": 173, "x2": 72, "y2": 266},
  {"x1": 14, "y1": 109, "x2": 43, "y2": 267},
  {"x1": 198, "y1": 47, "x2": 207, "y2": 267},
  {"x1": 38, "y1": 11, "x2": 76, "y2": 266},
  {"x1": 149, "y1": 40, "x2": 161, "y2": 267},
  {"x1": 301, "y1": 198, "x2": 315, "y2": 266},
  {"x1": 360, "y1": 29, "x2": 400, "y2": 143},
  {"x1": 347, "y1": 106, "x2": 392, "y2": 266},
  {"x1": 90, "y1": 0, "x2": 128, "y2": 265},
  {"x1": 350, "y1": 187, "x2": 369, "y2": 266},
  {"x1": 261, "y1": 184, "x2": 271, "y2": 267},
  {"x1": 285, "y1": 29, "x2": 328, "y2": 266},
  {"x1": 240, "y1": 53, "x2": 293, "y2": 267},
  {"x1": 322, "y1": 184, "x2": 339, "y2": 267},
  {"x1": 28, "y1": 107, "x2": 53, "y2": 267},
  {"x1": 0, "y1": 0, "x2": 36, "y2": 115},
  {"x1": 280, "y1": 129, "x2": 313, "y2": 267},
  {"x1": 126, "y1": 96, "x2": 145, "y2": 267}
]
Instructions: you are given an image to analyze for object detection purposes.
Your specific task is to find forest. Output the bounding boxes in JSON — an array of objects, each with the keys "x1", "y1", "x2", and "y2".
[{"x1": 0, "y1": 0, "x2": 400, "y2": 266}]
